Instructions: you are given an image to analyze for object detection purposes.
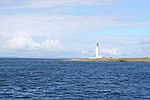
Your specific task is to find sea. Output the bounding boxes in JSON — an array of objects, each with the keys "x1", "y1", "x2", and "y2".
[{"x1": 0, "y1": 58, "x2": 150, "y2": 100}]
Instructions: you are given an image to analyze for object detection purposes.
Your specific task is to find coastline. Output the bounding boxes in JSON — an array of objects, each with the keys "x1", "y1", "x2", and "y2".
[{"x1": 70, "y1": 58, "x2": 150, "y2": 62}]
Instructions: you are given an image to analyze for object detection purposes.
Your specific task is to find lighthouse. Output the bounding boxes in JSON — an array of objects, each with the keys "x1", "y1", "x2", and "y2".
[{"x1": 96, "y1": 43, "x2": 102, "y2": 58}]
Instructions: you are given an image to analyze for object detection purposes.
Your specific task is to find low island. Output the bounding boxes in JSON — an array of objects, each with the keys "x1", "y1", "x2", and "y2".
[
  {"x1": 71, "y1": 43, "x2": 150, "y2": 62},
  {"x1": 71, "y1": 58, "x2": 150, "y2": 62}
]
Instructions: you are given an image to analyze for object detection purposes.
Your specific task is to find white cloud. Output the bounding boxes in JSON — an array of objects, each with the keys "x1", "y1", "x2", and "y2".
[
  {"x1": 2, "y1": 34, "x2": 64, "y2": 51},
  {"x1": 7, "y1": 34, "x2": 39, "y2": 50},
  {"x1": 101, "y1": 48, "x2": 120, "y2": 56},
  {"x1": 140, "y1": 38, "x2": 150, "y2": 44},
  {"x1": 41, "y1": 39, "x2": 64, "y2": 51}
]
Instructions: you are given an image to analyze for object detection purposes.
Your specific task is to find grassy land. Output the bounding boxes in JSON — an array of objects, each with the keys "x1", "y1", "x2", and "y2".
[{"x1": 71, "y1": 58, "x2": 150, "y2": 62}]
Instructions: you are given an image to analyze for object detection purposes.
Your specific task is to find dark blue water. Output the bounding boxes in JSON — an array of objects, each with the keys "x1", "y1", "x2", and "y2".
[{"x1": 0, "y1": 58, "x2": 150, "y2": 100}]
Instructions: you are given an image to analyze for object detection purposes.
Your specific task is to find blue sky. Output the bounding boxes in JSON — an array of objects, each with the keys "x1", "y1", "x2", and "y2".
[{"x1": 0, "y1": 0, "x2": 150, "y2": 58}]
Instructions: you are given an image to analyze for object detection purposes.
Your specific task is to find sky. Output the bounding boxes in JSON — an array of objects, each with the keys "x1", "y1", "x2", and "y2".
[{"x1": 0, "y1": 0, "x2": 150, "y2": 58}]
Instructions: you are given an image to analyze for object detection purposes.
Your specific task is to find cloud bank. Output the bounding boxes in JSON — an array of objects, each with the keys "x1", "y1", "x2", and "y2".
[{"x1": 2, "y1": 34, "x2": 64, "y2": 52}]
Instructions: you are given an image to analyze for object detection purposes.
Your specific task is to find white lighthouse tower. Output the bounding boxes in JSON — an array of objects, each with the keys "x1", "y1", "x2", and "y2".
[{"x1": 96, "y1": 43, "x2": 102, "y2": 58}]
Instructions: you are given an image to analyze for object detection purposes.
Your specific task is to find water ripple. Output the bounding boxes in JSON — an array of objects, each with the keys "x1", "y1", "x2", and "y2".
[{"x1": 0, "y1": 58, "x2": 150, "y2": 99}]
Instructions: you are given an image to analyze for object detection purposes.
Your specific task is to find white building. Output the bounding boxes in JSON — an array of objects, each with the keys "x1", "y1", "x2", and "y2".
[{"x1": 96, "y1": 43, "x2": 102, "y2": 58}]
